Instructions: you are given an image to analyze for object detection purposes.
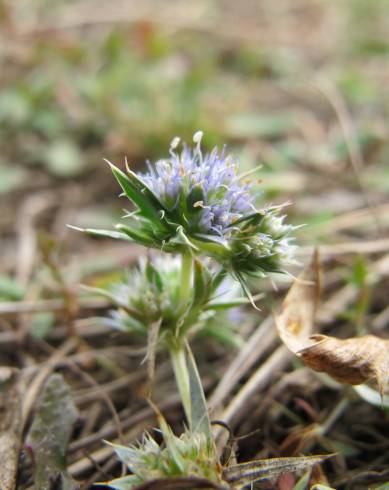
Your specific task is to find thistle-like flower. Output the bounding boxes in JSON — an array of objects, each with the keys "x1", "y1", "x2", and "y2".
[
  {"x1": 77, "y1": 132, "x2": 297, "y2": 285},
  {"x1": 103, "y1": 413, "x2": 331, "y2": 490},
  {"x1": 92, "y1": 254, "x2": 244, "y2": 349},
  {"x1": 105, "y1": 423, "x2": 223, "y2": 489},
  {"x1": 141, "y1": 131, "x2": 253, "y2": 237}
]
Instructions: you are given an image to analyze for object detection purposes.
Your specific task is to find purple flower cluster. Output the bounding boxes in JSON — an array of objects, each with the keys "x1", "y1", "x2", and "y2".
[{"x1": 141, "y1": 132, "x2": 254, "y2": 235}]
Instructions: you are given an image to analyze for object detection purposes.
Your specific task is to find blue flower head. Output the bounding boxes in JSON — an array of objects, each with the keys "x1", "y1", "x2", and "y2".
[
  {"x1": 79, "y1": 132, "x2": 297, "y2": 281},
  {"x1": 92, "y1": 254, "x2": 244, "y2": 348},
  {"x1": 141, "y1": 131, "x2": 254, "y2": 237}
]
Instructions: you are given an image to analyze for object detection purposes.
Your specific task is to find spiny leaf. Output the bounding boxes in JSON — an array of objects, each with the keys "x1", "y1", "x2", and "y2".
[
  {"x1": 117, "y1": 223, "x2": 157, "y2": 246},
  {"x1": 108, "y1": 162, "x2": 167, "y2": 231},
  {"x1": 67, "y1": 224, "x2": 131, "y2": 241},
  {"x1": 154, "y1": 409, "x2": 186, "y2": 473}
]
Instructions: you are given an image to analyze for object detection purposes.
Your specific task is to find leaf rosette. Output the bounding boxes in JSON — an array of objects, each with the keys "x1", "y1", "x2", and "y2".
[{"x1": 89, "y1": 254, "x2": 245, "y2": 349}]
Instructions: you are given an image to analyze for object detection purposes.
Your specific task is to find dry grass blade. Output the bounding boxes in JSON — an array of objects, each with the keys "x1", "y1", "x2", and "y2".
[{"x1": 223, "y1": 454, "x2": 333, "y2": 487}]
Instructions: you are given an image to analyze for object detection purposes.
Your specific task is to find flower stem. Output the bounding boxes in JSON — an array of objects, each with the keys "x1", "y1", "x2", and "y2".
[
  {"x1": 180, "y1": 251, "x2": 193, "y2": 311},
  {"x1": 170, "y1": 345, "x2": 191, "y2": 427}
]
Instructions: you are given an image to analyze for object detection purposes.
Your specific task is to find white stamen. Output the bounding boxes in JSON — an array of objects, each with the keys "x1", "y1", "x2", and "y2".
[
  {"x1": 170, "y1": 136, "x2": 180, "y2": 150},
  {"x1": 193, "y1": 131, "x2": 203, "y2": 144}
]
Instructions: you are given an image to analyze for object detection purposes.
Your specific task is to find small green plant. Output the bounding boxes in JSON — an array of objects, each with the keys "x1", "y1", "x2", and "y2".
[
  {"x1": 105, "y1": 411, "x2": 224, "y2": 489},
  {"x1": 74, "y1": 132, "x2": 317, "y2": 489}
]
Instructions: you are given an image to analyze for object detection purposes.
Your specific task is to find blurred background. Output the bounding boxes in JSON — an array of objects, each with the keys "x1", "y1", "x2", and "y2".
[
  {"x1": 2, "y1": 0, "x2": 389, "y2": 355},
  {"x1": 1, "y1": 1, "x2": 389, "y2": 486},
  {"x1": 1, "y1": 0, "x2": 389, "y2": 273}
]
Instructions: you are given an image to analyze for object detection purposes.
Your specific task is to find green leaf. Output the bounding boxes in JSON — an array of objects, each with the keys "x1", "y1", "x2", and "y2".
[
  {"x1": 205, "y1": 298, "x2": 249, "y2": 310},
  {"x1": 0, "y1": 274, "x2": 25, "y2": 301},
  {"x1": 68, "y1": 224, "x2": 132, "y2": 241},
  {"x1": 226, "y1": 112, "x2": 295, "y2": 139},
  {"x1": 117, "y1": 224, "x2": 156, "y2": 247},
  {"x1": 102, "y1": 475, "x2": 140, "y2": 489},
  {"x1": 192, "y1": 259, "x2": 212, "y2": 306},
  {"x1": 44, "y1": 140, "x2": 85, "y2": 178},
  {"x1": 31, "y1": 312, "x2": 55, "y2": 339},
  {"x1": 311, "y1": 486, "x2": 337, "y2": 490},
  {"x1": 170, "y1": 227, "x2": 199, "y2": 251},
  {"x1": 145, "y1": 260, "x2": 163, "y2": 292},
  {"x1": 234, "y1": 272, "x2": 260, "y2": 311},
  {"x1": 108, "y1": 163, "x2": 166, "y2": 231},
  {"x1": 0, "y1": 164, "x2": 25, "y2": 195},
  {"x1": 293, "y1": 470, "x2": 311, "y2": 490},
  {"x1": 185, "y1": 342, "x2": 212, "y2": 440},
  {"x1": 107, "y1": 442, "x2": 144, "y2": 473},
  {"x1": 26, "y1": 374, "x2": 79, "y2": 490},
  {"x1": 155, "y1": 413, "x2": 186, "y2": 473}
]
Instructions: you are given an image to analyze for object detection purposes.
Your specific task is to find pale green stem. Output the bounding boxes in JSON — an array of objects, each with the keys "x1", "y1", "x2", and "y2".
[
  {"x1": 179, "y1": 251, "x2": 193, "y2": 311},
  {"x1": 170, "y1": 345, "x2": 192, "y2": 428}
]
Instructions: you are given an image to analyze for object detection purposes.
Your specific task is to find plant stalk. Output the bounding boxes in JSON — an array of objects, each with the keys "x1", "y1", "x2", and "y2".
[
  {"x1": 180, "y1": 251, "x2": 193, "y2": 311},
  {"x1": 170, "y1": 345, "x2": 192, "y2": 428}
]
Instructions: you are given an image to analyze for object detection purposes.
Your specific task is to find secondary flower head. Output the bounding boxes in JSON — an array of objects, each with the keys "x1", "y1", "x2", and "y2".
[
  {"x1": 105, "y1": 417, "x2": 223, "y2": 489},
  {"x1": 94, "y1": 254, "x2": 244, "y2": 349}
]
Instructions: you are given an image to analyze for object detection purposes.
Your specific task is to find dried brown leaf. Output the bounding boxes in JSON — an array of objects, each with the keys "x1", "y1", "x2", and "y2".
[
  {"x1": 298, "y1": 334, "x2": 389, "y2": 397},
  {"x1": 275, "y1": 250, "x2": 321, "y2": 354},
  {"x1": 275, "y1": 251, "x2": 389, "y2": 399}
]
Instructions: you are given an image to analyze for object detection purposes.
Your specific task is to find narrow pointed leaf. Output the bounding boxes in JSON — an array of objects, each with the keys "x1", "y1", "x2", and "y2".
[
  {"x1": 117, "y1": 224, "x2": 156, "y2": 247},
  {"x1": 109, "y1": 163, "x2": 166, "y2": 230},
  {"x1": 68, "y1": 225, "x2": 131, "y2": 241},
  {"x1": 192, "y1": 259, "x2": 212, "y2": 306},
  {"x1": 155, "y1": 412, "x2": 186, "y2": 473},
  {"x1": 101, "y1": 474, "x2": 140, "y2": 489},
  {"x1": 185, "y1": 342, "x2": 212, "y2": 440},
  {"x1": 224, "y1": 454, "x2": 332, "y2": 487},
  {"x1": 205, "y1": 298, "x2": 250, "y2": 310}
]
